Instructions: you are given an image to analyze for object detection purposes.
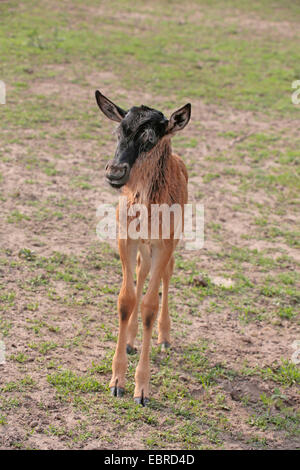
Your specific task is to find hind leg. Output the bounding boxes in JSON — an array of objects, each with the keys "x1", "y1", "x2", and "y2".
[{"x1": 157, "y1": 255, "x2": 174, "y2": 349}]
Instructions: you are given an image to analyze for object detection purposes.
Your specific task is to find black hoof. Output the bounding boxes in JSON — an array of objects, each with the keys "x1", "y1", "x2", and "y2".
[
  {"x1": 126, "y1": 344, "x2": 137, "y2": 355},
  {"x1": 134, "y1": 395, "x2": 150, "y2": 407},
  {"x1": 159, "y1": 341, "x2": 171, "y2": 351},
  {"x1": 110, "y1": 386, "x2": 125, "y2": 398}
]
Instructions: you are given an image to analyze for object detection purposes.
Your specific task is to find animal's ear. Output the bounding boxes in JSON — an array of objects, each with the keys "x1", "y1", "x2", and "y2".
[
  {"x1": 166, "y1": 103, "x2": 191, "y2": 134},
  {"x1": 95, "y1": 90, "x2": 127, "y2": 122}
]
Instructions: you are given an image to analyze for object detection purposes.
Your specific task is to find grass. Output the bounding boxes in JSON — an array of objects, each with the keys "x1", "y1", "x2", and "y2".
[
  {"x1": 47, "y1": 369, "x2": 103, "y2": 396},
  {"x1": 1, "y1": 1, "x2": 300, "y2": 119},
  {"x1": 261, "y1": 360, "x2": 300, "y2": 386}
]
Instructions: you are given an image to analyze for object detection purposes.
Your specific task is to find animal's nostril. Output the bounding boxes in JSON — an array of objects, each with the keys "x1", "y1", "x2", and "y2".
[
  {"x1": 106, "y1": 164, "x2": 120, "y2": 171},
  {"x1": 106, "y1": 164, "x2": 129, "y2": 182}
]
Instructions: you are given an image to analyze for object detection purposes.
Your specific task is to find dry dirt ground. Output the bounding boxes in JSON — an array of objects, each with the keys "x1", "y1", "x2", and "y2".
[{"x1": 0, "y1": 0, "x2": 299, "y2": 450}]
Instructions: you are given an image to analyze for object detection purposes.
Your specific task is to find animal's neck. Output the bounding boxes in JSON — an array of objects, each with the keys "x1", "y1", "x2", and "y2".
[{"x1": 123, "y1": 138, "x2": 172, "y2": 205}]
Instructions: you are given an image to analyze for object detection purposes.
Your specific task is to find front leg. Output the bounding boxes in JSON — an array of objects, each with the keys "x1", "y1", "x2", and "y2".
[
  {"x1": 134, "y1": 241, "x2": 174, "y2": 405},
  {"x1": 127, "y1": 244, "x2": 151, "y2": 354},
  {"x1": 110, "y1": 238, "x2": 137, "y2": 397}
]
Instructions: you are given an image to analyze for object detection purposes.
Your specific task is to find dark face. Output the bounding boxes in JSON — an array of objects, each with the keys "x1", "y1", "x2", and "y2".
[
  {"x1": 95, "y1": 91, "x2": 191, "y2": 188},
  {"x1": 106, "y1": 106, "x2": 168, "y2": 188}
]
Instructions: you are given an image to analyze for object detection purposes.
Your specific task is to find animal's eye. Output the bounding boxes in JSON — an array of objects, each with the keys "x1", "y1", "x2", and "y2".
[{"x1": 141, "y1": 129, "x2": 155, "y2": 143}]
